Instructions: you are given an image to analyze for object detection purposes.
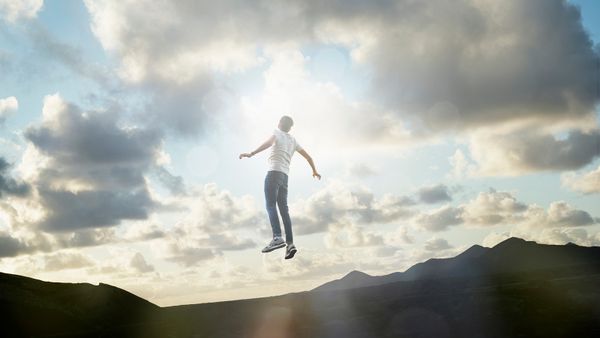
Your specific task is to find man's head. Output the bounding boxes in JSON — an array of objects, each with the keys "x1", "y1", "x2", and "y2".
[{"x1": 278, "y1": 115, "x2": 294, "y2": 132}]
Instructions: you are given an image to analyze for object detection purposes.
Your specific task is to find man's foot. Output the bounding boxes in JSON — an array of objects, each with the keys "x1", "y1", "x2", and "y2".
[
  {"x1": 285, "y1": 243, "x2": 297, "y2": 260},
  {"x1": 262, "y1": 237, "x2": 286, "y2": 253}
]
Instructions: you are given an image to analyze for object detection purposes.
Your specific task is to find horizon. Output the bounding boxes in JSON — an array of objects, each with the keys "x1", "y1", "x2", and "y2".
[
  {"x1": 1, "y1": 235, "x2": 587, "y2": 307},
  {"x1": 0, "y1": 0, "x2": 599, "y2": 307}
]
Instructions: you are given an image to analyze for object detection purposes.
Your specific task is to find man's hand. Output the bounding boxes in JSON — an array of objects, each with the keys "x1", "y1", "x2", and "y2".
[
  {"x1": 313, "y1": 172, "x2": 321, "y2": 180},
  {"x1": 239, "y1": 152, "x2": 252, "y2": 159}
]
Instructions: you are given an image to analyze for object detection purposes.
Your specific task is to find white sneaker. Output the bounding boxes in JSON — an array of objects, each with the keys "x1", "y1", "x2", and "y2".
[
  {"x1": 261, "y1": 237, "x2": 286, "y2": 253},
  {"x1": 285, "y1": 243, "x2": 297, "y2": 259}
]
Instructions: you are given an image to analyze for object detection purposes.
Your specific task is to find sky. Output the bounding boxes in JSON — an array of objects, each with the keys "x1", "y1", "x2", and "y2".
[{"x1": 0, "y1": 0, "x2": 599, "y2": 306}]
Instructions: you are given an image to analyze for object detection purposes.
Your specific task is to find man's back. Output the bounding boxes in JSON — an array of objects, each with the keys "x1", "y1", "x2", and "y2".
[{"x1": 268, "y1": 129, "x2": 302, "y2": 175}]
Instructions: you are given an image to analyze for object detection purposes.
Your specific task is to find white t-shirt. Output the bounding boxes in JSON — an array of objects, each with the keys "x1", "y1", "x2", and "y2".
[{"x1": 268, "y1": 129, "x2": 302, "y2": 175}]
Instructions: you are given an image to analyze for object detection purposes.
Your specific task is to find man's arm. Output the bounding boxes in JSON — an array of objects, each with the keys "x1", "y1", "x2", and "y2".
[
  {"x1": 297, "y1": 149, "x2": 321, "y2": 180},
  {"x1": 239, "y1": 135, "x2": 275, "y2": 159}
]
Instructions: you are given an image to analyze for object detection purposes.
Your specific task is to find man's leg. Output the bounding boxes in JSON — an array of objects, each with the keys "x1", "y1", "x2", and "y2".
[
  {"x1": 264, "y1": 171, "x2": 282, "y2": 238},
  {"x1": 277, "y1": 174, "x2": 293, "y2": 244}
]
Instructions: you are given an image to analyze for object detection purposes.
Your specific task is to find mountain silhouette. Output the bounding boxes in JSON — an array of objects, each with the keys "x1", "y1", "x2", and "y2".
[
  {"x1": 2, "y1": 237, "x2": 600, "y2": 337},
  {"x1": 315, "y1": 237, "x2": 600, "y2": 292},
  {"x1": 0, "y1": 271, "x2": 159, "y2": 337}
]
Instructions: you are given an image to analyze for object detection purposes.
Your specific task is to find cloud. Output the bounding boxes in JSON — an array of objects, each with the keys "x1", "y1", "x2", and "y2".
[
  {"x1": 0, "y1": 157, "x2": 29, "y2": 197},
  {"x1": 0, "y1": 96, "x2": 18, "y2": 124},
  {"x1": 34, "y1": 188, "x2": 154, "y2": 232},
  {"x1": 460, "y1": 189, "x2": 527, "y2": 226},
  {"x1": 484, "y1": 227, "x2": 600, "y2": 248},
  {"x1": 15, "y1": 94, "x2": 162, "y2": 232},
  {"x1": 325, "y1": 225, "x2": 385, "y2": 248},
  {"x1": 521, "y1": 201, "x2": 596, "y2": 228},
  {"x1": 424, "y1": 238, "x2": 453, "y2": 252},
  {"x1": 448, "y1": 149, "x2": 474, "y2": 179},
  {"x1": 0, "y1": 232, "x2": 28, "y2": 257},
  {"x1": 166, "y1": 246, "x2": 217, "y2": 267},
  {"x1": 413, "y1": 206, "x2": 463, "y2": 232},
  {"x1": 24, "y1": 25, "x2": 112, "y2": 85},
  {"x1": 341, "y1": 0, "x2": 599, "y2": 134},
  {"x1": 130, "y1": 252, "x2": 154, "y2": 273},
  {"x1": 346, "y1": 162, "x2": 377, "y2": 178},
  {"x1": 239, "y1": 47, "x2": 412, "y2": 153},
  {"x1": 43, "y1": 251, "x2": 94, "y2": 271},
  {"x1": 562, "y1": 164, "x2": 600, "y2": 194},
  {"x1": 469, "y1": 129, "x2": 600, "y2": 176},
  {"x1": 293, "y1": 182, "x2": 415, "y2": 235},
  {"x1": 152, "y1": 166, "x2": 186, "y2": 195},
  {"x1": 417, "y1": 184, "x2": 452, "y2": 204},
  {"x1": 154, "y1": 183, "x2": 261, "y2": 266},
  {"x1": 55, "y1": 229, "x2": 117, "y2": 248},
  {"x1": 413, "y1": 189, "x2": 594, "y2": 232},
  {"x1": 0, "y1": 0, "x2": 43, "y2": 22}
]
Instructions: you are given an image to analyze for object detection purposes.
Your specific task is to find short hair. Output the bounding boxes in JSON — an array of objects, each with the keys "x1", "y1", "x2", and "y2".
[{"x1": 279, "y1": 115, "x2": 294, "y2": 132}]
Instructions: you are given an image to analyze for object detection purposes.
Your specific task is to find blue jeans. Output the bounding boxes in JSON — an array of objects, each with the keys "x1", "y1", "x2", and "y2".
[{"x1": 264, "y1": 170, "x2": 293, "y2": 244}]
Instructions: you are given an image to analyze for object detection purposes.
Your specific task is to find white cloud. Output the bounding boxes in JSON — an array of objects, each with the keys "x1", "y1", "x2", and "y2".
[
  {"x1": 293, "y1": 181, "x2": 415, "y2": 235},
  {"x1": 152, "y1": 183, "x2": 261, "y2": 267},
  {"x1": 240, "y1": 48, "x2": 412, "y2": 151},
  {"x1": 0, "y1": 96, "x2": 18, "y2": 124},
  {"x1": 448, "y1": 149, "x2": 473, "y2": 179},
  {"x1": 562, "y1": 164, "x2": 600, "y2": 194},
  {"x1": 460, "y1": 189, "x2": 527, "y2": 226},
  {"x1": 413, "y1": 189, "x2": 595, "y2": 232},
  {"x1": 325, "y1": 225, "x2": 385, "y2": 248},
  {"x1": 0, "y1": 0, "x2": 43, "y2": 22}
]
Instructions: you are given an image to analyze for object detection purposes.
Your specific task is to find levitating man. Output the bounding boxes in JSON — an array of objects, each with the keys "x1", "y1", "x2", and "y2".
[{"x1": 239, "y1": 116, "x2": 321, "y2": 259}]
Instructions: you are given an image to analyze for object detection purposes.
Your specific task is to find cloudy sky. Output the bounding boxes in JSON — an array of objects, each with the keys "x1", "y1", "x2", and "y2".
[{"x1": 0, "y1": 0, "x2": 599, "y2": 306}]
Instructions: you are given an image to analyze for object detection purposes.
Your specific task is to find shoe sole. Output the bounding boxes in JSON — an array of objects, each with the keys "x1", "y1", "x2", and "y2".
[
  {"x1": 261, "y1": 242, "x2": 286, "y2": 253},
  {"x1": 285, "y1": 248, "x2": 297, "y2": 260}
]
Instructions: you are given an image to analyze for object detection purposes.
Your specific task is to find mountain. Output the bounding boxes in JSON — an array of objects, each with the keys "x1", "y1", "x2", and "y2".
[
  {"x1": 2, "y1": 237, "x2": 600, "y2": 337},
  {"x1": 0, "y1": 271, "x2": 159, "y2": 337},
  {"x1": 314, "y1": 237, "x2": 600, "y2": 292}
]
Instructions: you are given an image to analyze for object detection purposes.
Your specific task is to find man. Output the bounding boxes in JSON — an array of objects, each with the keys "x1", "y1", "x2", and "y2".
[{"x1": 239, "y1": 116, "x2": 321, "y2": 259}]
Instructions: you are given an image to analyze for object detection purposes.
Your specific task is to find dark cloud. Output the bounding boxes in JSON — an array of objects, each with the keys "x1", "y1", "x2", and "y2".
[
  {"x1": 153, "y1": 166, "x2": 186, "y2": 195},
  {"x1": 36, "y1": 188, "x2": 154, "y2": 232},
  {"x1": 510, "y1": 131, "x2": 600, "y2": 171},
  {"x1": 417, "y1": 184, "x2": 452, "y2": 204},
  {"x1": 362, "y1": 0, "x2": 599, "y2": 133},
  {"x1": 0, "y1": 157, "x2": 30, "y2": 197},
  {"x1": 22, "y1": 95, "x2": 161, "y2": 232},
  {"x1": 0, "y1": 233, "x2": 28, "y2": 257},
  {"x1": 424, "y1": 238, "x2": 453, "y2": 252},
  {"x1": 414, "y1": 206, "x2": 463, "y2": 232},
  {"x1": 472, "y1": 130, "x2": 600, "y2": 174}
]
